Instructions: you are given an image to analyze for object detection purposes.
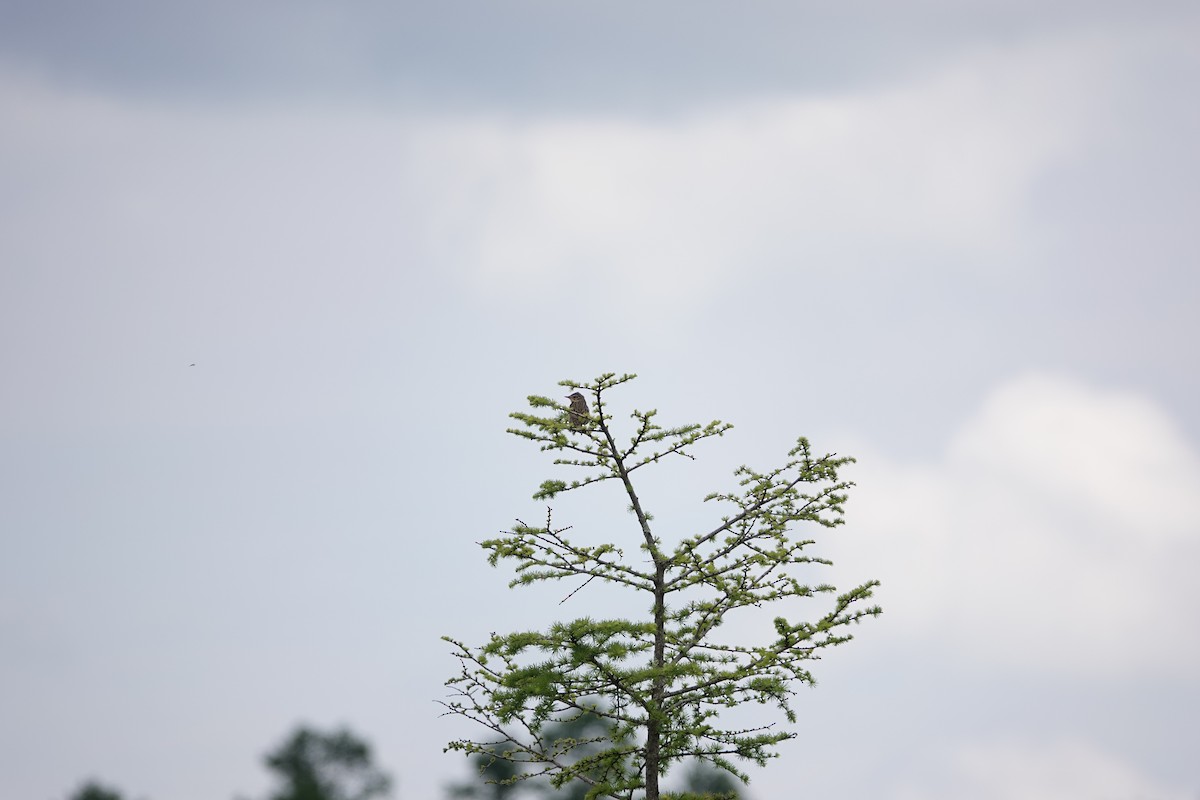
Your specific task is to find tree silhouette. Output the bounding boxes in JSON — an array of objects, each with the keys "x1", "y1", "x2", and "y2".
[
  {"x1": 448, "y1": 742, "x2": 523, "y2": 800},
  {"x1": 449, "y1": 708, "x2": 643, "y2": 800},
  {"x1": 68, "y1": 782, "x2": 126, "y2": 800},
  {"x1": 670, "y1": 761, "x2": 745, "y2": 800},
  {"x1": 259, "y1": 726, "x2": 391, "y2": 800}
]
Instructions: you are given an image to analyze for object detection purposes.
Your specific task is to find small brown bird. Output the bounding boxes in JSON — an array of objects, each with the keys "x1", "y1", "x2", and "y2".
[{"x1": 566, "y1": 392, "x2": 589, "y2": 431}]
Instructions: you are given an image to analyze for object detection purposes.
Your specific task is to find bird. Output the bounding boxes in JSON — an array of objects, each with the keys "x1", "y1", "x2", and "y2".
[{"x1": 566, "y1": 392, "x2": 589, "y2": 431}]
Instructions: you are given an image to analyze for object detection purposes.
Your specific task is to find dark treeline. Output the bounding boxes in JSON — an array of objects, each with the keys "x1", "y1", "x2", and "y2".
[{"x1": 63, "y1": 723, "x2": 746, "y2": 800}]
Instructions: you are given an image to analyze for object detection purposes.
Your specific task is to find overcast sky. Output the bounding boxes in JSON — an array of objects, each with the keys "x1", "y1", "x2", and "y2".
[{"x1": 2, "y1": 3, "x2": 1198, "y2": 799}]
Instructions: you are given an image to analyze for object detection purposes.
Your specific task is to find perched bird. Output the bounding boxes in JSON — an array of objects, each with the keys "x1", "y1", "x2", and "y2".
[{"x1": 566, "y1": 392, "x2": 589, "y2": 431}]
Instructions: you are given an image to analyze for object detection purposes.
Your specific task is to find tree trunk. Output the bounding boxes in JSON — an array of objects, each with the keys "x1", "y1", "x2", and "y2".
[{"x1": 645, "y1": 560, "x2": 668, "y2": 800}]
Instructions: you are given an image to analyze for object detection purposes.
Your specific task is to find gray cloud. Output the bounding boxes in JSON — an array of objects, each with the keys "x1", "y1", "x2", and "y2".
[{"x1": 2, "y1": 1, "x2": 1196, "y2": 112}]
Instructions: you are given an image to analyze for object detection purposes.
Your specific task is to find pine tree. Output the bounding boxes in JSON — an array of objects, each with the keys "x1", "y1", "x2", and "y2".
[
  {"x1": 260, "y1": 726, "x2": 391, "y2": 800},
  {"x1": 442, "y1": 373, "x2": 881, "y2": 800}
]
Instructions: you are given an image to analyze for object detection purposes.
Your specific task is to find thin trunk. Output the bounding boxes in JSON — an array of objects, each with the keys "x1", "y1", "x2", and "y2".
[
  {"x1": 602, "y1": 414, "x2": 667, "y2": 800},
  {"x1": 645, "y1": 560, "x2": 667, "y2": 800}
]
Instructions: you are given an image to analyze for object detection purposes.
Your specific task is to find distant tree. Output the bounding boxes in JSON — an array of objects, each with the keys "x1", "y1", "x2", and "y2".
[
  {"x1": 448, "y1": 742, "x2": 523, "y2": 800},
  {"x1": 68, "y1": 782, "x2": 126, "y2": 800},
  {"x1": 449, "y1": 714, "x2": 746, "y2": 800},
  {"x1": 669, "y1": 761, "x2": 745, "y2": 800},
  {"x1": 259, "y1": 726, "x2": 391, "y2": 800},
  {"x1": 538, "y1": 711, "x2": 631, "y2": 800},
  {"x1": 448, "y1": 709, "x2": 632, "y2": 800},
  {"x1": 442, "y1": 373, "x2": 881, "y2": 800}
]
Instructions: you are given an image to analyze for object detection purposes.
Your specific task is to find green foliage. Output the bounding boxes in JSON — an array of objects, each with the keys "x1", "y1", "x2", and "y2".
[
  {"x1": 666, "y1": 761, "x2": 746, "y2": 800},
  {"x1": 443, "y1": 374, "x2": 881, "y2": 800},
  {"x1": 447, "y1": 742, "x2": 524, "y2": 800},
  {"x1": 261, "y1": 726, "x2": 391, "y2": 800},
  {"x1": 449, "y1": 710, "x2": 633, "y2": 800},
  {"x1": 68, "y1": 782, "x2": 126, "y2": 800}
]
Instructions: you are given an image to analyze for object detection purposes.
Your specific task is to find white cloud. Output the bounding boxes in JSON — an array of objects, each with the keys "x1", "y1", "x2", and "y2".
[
  {"x1": 423, "y1": 69, "x2": 1068, "y2": 304},
  {"x1": 949, "y1": 374, "x2": 1200, "y2": 541},
  {"x1": 895, "y1": 739, "x2": 1195, "y2": 800},
  {"x1": 841, "y1": 374, "x2": 1200, "y2": 677},
  {"x1": 412, "y1": 28, "x2": 1159, "y2": 308}
]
